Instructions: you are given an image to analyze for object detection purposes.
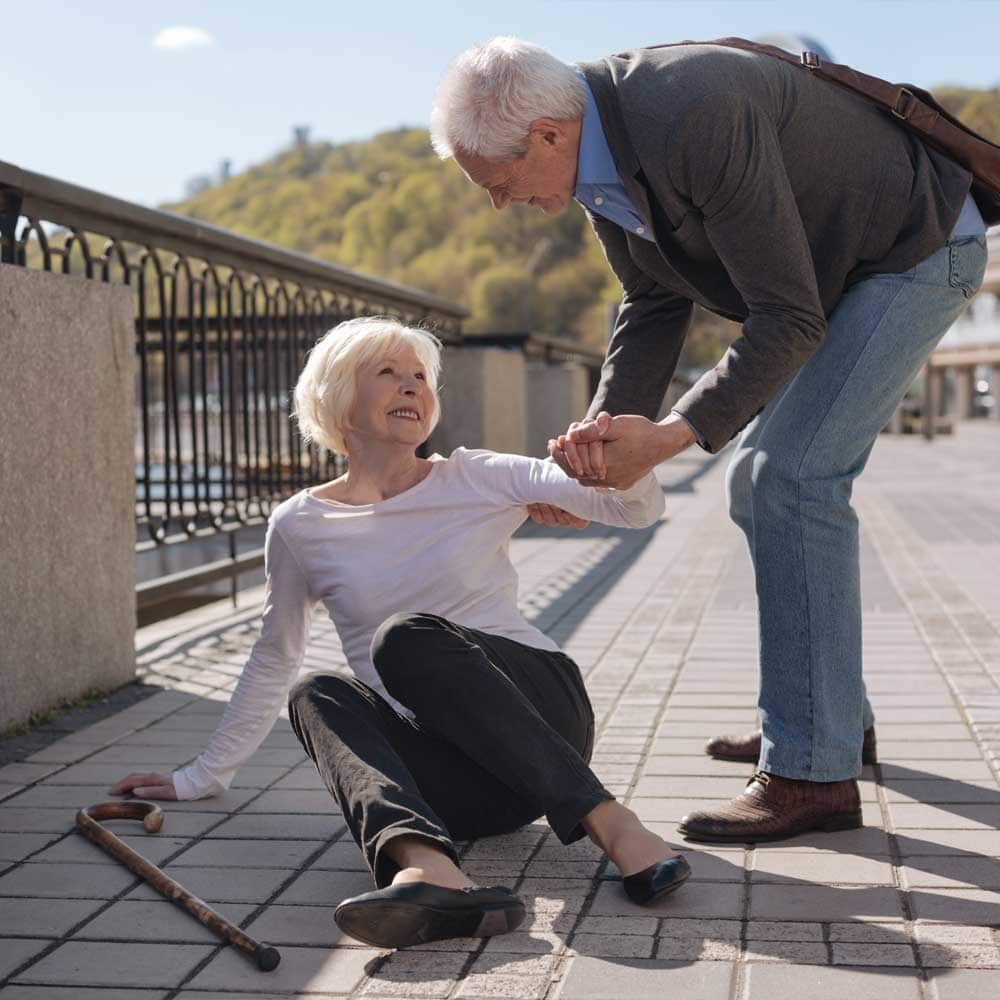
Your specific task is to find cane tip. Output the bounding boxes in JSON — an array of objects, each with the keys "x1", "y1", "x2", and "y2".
[{"x1": 255, "y1": 944, "x2": 281, "y2": 972}]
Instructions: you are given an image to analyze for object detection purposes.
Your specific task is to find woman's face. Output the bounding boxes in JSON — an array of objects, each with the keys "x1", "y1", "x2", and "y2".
[{"x1": 346, "y1": 341, "x2": 435, "y2": 451}]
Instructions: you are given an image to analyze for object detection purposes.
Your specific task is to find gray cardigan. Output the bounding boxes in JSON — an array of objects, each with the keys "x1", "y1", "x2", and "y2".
[{"x1": 578, "y1": 45, "x2": 972, "y2": 452}]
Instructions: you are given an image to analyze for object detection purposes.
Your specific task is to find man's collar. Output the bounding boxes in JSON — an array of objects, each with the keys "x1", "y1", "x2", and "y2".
[{"x1": 574, "y1": 72, "x2": 622, "y2": 189}]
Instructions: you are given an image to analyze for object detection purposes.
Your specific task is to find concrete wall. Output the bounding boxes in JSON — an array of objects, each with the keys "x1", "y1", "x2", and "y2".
[
  {"x1": 525, "y1": 361, "x2": 592, "y2": 458},
  {"x1": 430, "y1": 345, "x2": 527, "y2": 455},
  {"x1": 0, "y1": 265, "x2": 136, "y2": 730}
]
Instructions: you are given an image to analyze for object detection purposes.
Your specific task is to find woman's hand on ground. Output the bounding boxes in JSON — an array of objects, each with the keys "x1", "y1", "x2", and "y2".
[{"x1": 110, "y1": 772, "x2": 178, "y2": 800}]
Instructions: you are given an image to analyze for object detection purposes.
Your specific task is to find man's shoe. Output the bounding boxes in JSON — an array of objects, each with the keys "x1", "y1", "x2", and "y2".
[
  {"x1": 334, "y1": 882, "x2": 525, "y2": 950},
  {"x1": 677, "y1": 771, "x2": 862, "y2": 844},
  {"x1": 705, "y1": 726, "x2": 877, "y2": 765},
  {"x1": 622, "y1": 855, "x2": 692, "y2": 905}
]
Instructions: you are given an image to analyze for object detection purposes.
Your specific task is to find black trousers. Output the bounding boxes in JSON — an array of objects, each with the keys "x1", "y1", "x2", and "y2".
[{"x1": 287, "y1": 612, "x2": 612, "y2": 888}]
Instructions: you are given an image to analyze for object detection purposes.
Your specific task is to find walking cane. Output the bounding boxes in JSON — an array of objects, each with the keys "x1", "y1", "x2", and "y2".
[{"x1": 76, "y1": 800, "x2": 281, "y2": 971}]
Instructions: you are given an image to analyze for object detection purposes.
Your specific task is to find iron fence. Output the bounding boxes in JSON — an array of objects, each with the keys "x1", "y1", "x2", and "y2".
[{"x1": 0, "y1": 160, "x2": 466, "y2": 609}]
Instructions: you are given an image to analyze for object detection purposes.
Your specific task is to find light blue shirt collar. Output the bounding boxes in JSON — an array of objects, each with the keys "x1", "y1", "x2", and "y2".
[{"x1": 574, "y1": 73, "x2": 621, "y2": 189}]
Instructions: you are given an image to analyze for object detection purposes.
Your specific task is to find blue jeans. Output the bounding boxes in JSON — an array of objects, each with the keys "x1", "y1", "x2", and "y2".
[{"x1": 726, "y1": 234, "x2": 988, "y2": 781}]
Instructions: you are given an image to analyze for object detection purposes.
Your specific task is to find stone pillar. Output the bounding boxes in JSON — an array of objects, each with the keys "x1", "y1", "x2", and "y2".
[
  {"x1": 524, "y1": 361, "x2": 591, "y2": 458},
  {"x1": 952, "y1": 366, "x2": 975, "y2": 420},
  {"x1": 430, "y1": 345, "x2": 526, "y2": 455},
  {"x1": 0, "y1": 265, "x2": 136, "y2": 730},
  {"x1": 922, "y1": 367, "x2": 944, "y2": 440}
]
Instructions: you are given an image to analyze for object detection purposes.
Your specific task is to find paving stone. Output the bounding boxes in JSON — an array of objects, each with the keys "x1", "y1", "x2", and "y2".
[
  {"x1": 0, "y1": 763, "x2": 61, "y2": 784},
  {"x1": 312, "y1": 839, "x2": 368, "y2": 870},
  {"x1": 751, "y1": 852, "x2": 895, "y2": 885},
  {"x1": 642, "y1": 755, "x2": 755, "y2": 776},
  {"x1": 915, "y1": 924, "x2": 996, "y2": 945},
  {"x1": 894, "y1": 830, "x2": 1000, "y2": 856},
  {"x1": 902, "y1": 856, "x2": 1000, "y2": 889},
  {"x1": 481, "y1": 931, "x2": 563, "y2": 954},
  {"x1": 589, "y1": 879, "x2": 743, "y2": 919},
  {"x1": 884, "y1": 781, "x2": 1000, "y2": 804},
  {"x1": 750, "y1": 826, "x2": 891, "y2": 854},
  {"x1": 659, "y1": 917, "x2": 743, "y2": 940},
  {"x1": 126, "y1": 865, "x2": 294, "y2": 904},
  {"x1": 0, "y1": 832, "x2": 60, "y2": 862},
  {"x1": 171, "y1": 837, "x2": 323, "y2": 869},
  {"x1": 0, "y1": 989, "x2": 167, "y2": 1000},
  {"x1": 554, "y1": 956, "x2": 735, "y2": 999},
  {"x1": 72, "y1": 899, "x2": 256, "y2": 942},
  {"x1": 271, "y1": 868, "x2": 374, "y2": 905},
  {"x1": 186, "y1": 943, "x2": 379, "y2": 992},
  {"x1": 749, "y1": 884, "x2": 905, "y2": 922},
  {"x1": 927, "y1": 968, "x2": 1000, "y2": 999},
  {"x1": 881, "y1": 760, "x2": 997, "y2": 781},
  {"x1": 455, "y1": 972, "x2": 549, "y2": 997},
  {"x1": 908, "y1": 888, "x2": 1000, "y2": 923},
  {"x1": 889, "y1": 802, "x2": 1000, "y2": 832},
  {"x1": 632, "y1": 776, "x2": 752, "y2": 798},
  {"x1": 241, "y1": 789, "x2": 339, "y2": 813},
  {"x1": 831, "y1": 943, "x2": 916, "y2": 966},
  {"x1": 576, "y1": 915, "x2": 657, "y2": 936},
  {"x1": 0, "y1": 896, "x2": 107, "y2": 936},
  {"x1": 30, "y1": 833, "x2": 190, "y2": 866},
  {"x1": 569, "y1": 933, "x2": 654, "y2": 958},
  {"x1": 744, "y1": 941, "x2": 829, "y2": 964},
  {"x1": 0, "y1": 861, "x2": 137, "y2": 898},
  {"x1": 12, "y1": 940, "x2": 214, "y2": 988},
  {"x1": 746, "y1": 921, "x2": 824, "y2": 941},
  {"x1": 744, "y1": 962, "x2": 922, "y2": 999},
  {"x1": 241, "y1": 902, "x2": 360, "y2": 946},
  {"x1": 0, "y1": 937, "x2": 54, "y2": 978},
  {"x1": 919, "y1": 944, "x2": 1000, "y2": 968},
  {"x1": 204, "y1": 813, "x2": 344, "y2": 839},
  {"x1": 655, "y1": 938, "x2": 741, "y2": 961},
  {"x1": 828, "y1": 922, "x2": 914, "y2": 942},
  {"x1": 0, "y1": 808, "x2": 78, "y2": 833}
]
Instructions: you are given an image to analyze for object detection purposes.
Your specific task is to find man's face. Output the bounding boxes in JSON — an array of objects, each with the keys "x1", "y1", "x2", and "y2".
[{"x1": 454, "y1": 118, "x2": 582, "y2": 216}]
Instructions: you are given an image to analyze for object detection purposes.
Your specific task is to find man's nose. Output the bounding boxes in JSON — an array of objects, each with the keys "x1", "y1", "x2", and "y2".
[{"x1": 490, "y1": 189, "x2": 510, "y2": 211}]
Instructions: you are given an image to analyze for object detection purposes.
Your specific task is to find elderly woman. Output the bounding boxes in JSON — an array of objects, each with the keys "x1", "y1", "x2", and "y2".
[{"x1": 112, "y1": 317, "x2": 691, "y2": 950}]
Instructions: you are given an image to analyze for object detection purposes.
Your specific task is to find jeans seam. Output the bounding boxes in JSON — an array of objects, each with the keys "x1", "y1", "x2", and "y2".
[{"x1": 787, "y1": 276, "x2": 914, "y2": 780}]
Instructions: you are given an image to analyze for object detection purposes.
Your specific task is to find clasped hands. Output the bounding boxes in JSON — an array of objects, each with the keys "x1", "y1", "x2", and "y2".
[{"x1": 527, "y1": 411, "x2": 696, "y2": 529}]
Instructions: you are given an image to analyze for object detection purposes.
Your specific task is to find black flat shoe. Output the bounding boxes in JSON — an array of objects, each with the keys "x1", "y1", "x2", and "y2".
[
  {"x1": 622, "y1": 855, "x2": 692, "y2": 905},
  {"x1": 334, "y1": 882, "x2": 526, "y2": 950}
]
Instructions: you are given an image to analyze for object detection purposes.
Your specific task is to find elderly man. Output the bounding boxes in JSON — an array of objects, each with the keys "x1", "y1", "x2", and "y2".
[{"x1": 431, "y1": 36, "x2": 988, "y2": 843}]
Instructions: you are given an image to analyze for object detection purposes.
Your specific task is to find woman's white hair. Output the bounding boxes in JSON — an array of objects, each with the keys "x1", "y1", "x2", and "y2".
[
  {"x1": 430, "y1": 36, "x2": 585, "y2": 161},
  {"x1": 292, "y1": 317, "x2": 443, "y2": 456}
]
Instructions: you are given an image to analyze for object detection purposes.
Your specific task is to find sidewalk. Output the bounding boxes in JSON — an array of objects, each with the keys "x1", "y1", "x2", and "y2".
[{"x1": 1, "y1": 423, "x2": 998, "y2": 1000}]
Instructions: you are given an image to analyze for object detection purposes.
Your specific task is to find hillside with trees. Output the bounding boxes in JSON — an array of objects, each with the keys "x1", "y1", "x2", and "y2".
[{"x1": 163, "y1": 85, "x2": 998, "y2": 364}]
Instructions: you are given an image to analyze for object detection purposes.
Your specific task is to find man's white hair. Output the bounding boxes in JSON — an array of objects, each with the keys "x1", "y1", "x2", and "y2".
[
  {"x1": 430, "y1": 36, "x2": 585, "y2": 162},
  {"x1": 292, "y1": 317, "x2": 442, "y2": 456}
]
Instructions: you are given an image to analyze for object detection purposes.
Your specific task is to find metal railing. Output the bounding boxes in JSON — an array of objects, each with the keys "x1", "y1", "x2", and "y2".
[{"x1": 0, "y1": 160, "x2": 467, "y2": 610}]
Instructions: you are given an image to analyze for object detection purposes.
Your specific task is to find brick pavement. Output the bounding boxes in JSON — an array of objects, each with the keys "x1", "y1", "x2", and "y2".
[{"x1": 1, "y1": 423, "x2": 998, "y2": 999}]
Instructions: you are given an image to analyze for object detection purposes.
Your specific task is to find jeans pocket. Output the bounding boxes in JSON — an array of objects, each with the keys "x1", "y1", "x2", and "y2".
[{"x1": 948, "y1": 236, "x2": 989, "y2": 298}]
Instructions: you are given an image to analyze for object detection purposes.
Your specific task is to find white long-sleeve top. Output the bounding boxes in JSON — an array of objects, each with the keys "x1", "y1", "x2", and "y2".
[{"x1": 172, "y1": 448, "x2": 665, "y2": 799}]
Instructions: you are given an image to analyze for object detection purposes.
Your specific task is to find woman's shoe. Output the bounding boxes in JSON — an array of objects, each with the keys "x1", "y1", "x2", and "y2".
[
  {"x1": 334, "y1": 882, "x2": 526, "y2": 949},
  {"x1": 622, "y1": 855, "x2": 692, "y2": 905}
]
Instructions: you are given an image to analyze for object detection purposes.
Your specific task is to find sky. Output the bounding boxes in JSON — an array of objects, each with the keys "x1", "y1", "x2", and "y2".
[{"x1": 5, "y1": 1, "x2": 1000, "y2": 208}]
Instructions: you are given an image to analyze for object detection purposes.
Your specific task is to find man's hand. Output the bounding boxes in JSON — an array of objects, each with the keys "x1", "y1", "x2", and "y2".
[{"x1": 560, "y1": 412, "x2": 696, "y2": 489}]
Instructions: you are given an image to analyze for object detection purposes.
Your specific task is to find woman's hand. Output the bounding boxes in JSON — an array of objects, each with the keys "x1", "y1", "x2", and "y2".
[
  {"x1": 527, "y1": 503, "x2": 589, "y2": 529},
  {"x1": 553, "y1": 413, "x2": 612, "y2": 481},
  {"x1": 110, "y1": 772, "x2": 178, "y2": 801}
]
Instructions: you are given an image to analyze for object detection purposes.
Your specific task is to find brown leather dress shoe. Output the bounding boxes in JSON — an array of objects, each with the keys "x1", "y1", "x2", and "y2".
[
  {"x1": 705, "y1": 726, "x2": 877, "y2": 765},
  {"x1": 678, "y1": 771, "x2": 862, "y2": 844}
]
